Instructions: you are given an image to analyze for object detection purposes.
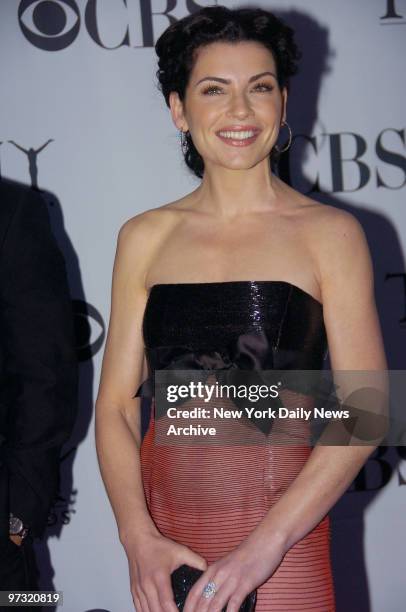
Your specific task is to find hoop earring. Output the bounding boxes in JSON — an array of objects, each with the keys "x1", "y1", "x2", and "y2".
[
  {"x1": 179, "y1": 129, "x2": 189, "y2": 155},
  {"x1": 274, "y1": 121, "x2": 292, "y2": 153}
]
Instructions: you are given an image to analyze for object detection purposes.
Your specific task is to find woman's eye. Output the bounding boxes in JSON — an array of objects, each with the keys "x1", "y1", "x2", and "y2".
[
  {"x1": 202, "y1": 85, "x2": 222, "y2": 95},
  {"x1": 202, "y1": 82, "x2": 273, "y2": 95},
  {"x1": 254, "y1": 82, "x2": 274, "y2": 92}
]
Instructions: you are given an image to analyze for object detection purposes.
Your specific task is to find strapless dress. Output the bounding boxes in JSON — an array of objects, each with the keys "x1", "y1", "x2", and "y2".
[{"x1": 138, "y1": 281, "x2": 335, "y2": 611}]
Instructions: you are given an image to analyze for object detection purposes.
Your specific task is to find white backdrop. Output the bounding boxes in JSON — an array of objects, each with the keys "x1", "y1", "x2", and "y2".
[{"x1": 1, "y1": 1, "x2": 405, "y2": 611}]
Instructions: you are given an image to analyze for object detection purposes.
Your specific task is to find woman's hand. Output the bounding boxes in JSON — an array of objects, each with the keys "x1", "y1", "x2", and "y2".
[
  {"x1": 123, "y1": 529, "x2": 208, "y2": 612},
  {"x1": 183, "y1": 528, "x2": 287, "y2": 612}
]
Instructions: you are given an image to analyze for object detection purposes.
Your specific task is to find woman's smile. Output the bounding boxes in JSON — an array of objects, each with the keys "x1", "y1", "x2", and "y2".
[{"x1": 216, "y1": 130, "x2": 261, "y2": 147}]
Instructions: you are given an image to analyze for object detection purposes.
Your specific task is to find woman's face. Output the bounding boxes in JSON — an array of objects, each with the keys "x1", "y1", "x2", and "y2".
[{"x1": 170, "y1": 40, "x2": 287, "y2": 170}]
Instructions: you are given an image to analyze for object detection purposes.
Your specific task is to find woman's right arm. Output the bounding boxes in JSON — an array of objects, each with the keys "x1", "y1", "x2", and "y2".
[
  {"x1": 95, "y1": 215, "x2": 157, "y2": 545},
  {"x1": 94, "y1": 213, "x2": 207, "y2": 611}
]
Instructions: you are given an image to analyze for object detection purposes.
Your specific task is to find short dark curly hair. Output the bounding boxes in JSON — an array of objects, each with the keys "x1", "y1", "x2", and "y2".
[{"x1": 155, "y1": 5, "x2": 302, "y2": 179}]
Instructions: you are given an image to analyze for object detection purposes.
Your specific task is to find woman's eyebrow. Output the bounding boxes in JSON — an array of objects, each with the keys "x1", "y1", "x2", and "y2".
[{"x1": 194, "y1": 71, "x2": 277, "y2": 87}]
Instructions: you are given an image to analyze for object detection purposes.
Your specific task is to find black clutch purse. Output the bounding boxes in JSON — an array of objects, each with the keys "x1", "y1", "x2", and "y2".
[{"x1": 171, "y1": 564, "x2": 257, "y2": 611}]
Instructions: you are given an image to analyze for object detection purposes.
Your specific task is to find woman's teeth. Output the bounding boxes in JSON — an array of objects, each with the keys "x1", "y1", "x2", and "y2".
[{"x1": 218, "y1": 130, "x2": 256, "y2": 140}]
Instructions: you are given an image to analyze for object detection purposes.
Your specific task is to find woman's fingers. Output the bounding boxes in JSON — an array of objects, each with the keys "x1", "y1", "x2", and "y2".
[
  {"x1": 138, "y1": 569, "x2": 179, "y2": 612},
  {"x1": 210, "y1": 581, "x2": 252, "y2": 612},
  {"x1": 203, "y1": 574, "x2": 243, "y2": 612},
  {"x1": 132, "y1": 592, "x2": 142, "y2": 612},
  {"x1": 137, "y1": 587, "x2": 152, "y2": 612},
  {"x1": 183, "y1": 567, "x2": 252, "y2": 612},
  {"x1": 197, "y1": 582, "x2": 229, "y2": 612},
  {"x1": 183, "y1": 568, "x2": 219, "y2": 612},
  {"x1": 140, "y1": 574, "x2": 169, "y2": 612},
  {"x1": 156, "y1": 571, "x2": 180, "y2": 611},
  {"x1": 184, "y1": 550, "x2": 208, "y2": 572},
  {"x1": 127, "y1": 536, "x2": 210, "y2": 611}
]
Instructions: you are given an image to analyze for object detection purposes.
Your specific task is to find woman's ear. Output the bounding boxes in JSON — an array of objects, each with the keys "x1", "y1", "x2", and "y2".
[{"x1": 169, "y1": 91, "x2": 188, "y2": 132}]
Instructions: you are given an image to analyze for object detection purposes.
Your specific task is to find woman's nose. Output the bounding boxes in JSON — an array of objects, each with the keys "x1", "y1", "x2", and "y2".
[{"x1": 226, "y1": 92, "x2": 253, "y2": 117}]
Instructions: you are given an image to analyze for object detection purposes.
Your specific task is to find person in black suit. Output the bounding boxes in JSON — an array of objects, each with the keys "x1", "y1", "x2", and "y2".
[{"x1": 0, "y1": 180, "x2": 78, "y2": 596}]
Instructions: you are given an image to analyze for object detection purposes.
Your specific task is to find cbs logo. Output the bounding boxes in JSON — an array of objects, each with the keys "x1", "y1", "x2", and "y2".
[
  {"x1": 18, "y1": 0, "x2": 169, "y2": 50},
  {"x1": 19, "y1": 0, "x2": 81, "y2": 51}
]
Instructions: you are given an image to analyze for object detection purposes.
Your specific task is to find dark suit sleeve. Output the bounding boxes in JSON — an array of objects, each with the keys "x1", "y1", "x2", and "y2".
[{"x1": 0, "y1": 188, "x2": 78, "y2": 538}]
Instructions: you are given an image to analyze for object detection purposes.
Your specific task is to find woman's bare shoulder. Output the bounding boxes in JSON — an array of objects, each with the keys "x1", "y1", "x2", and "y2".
[
  {"x1": 290, "y1": 187, "x2": 363, "y2": 237},
  {"x1": 114, "y1": 201, "x2": 186, "y2": 282},
  {"x1": 298, "y1": 195, "x2": 369, "y2": 285},
  {"x1": 118, "y1": 199, "x2": 185, "y2": 243},
  {"x1": 302, "y1": 196, "x2": 365, "y2": 244},
  {"x1": 277, "y1": 178, "x2": 356, "y2": 230}
]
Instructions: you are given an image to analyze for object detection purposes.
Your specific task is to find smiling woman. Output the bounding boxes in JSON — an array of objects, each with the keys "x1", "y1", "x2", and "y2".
[
  {"x1": 95, "y1": 5, "x2": 387, "y2": 612},
  {"x1": 154, "y1": 6, "x2": 301, "y2": 178}
]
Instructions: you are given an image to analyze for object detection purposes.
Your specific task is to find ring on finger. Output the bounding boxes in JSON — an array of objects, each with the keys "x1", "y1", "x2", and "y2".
[{"x1": 202, "y1": 580, "x2": 217, "y2": 599}]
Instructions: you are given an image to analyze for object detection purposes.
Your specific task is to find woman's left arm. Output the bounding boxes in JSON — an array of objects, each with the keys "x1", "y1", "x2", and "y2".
[
  {"x1": 255, "y1": 209, "x2": 388, "y2": 551},
  {"x1": 184, "y1": 210, "x2": 388, "y2": 612}
]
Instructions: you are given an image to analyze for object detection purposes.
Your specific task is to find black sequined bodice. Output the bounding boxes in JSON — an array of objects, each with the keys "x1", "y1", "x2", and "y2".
[{"x1": 140, "y1": 281, "x2": 327, "y2": 378}]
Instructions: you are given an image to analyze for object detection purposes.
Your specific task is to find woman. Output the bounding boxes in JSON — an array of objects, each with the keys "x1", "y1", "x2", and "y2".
[{"x1": 95, "y1": 6, "x2": 387, "y2": 611}]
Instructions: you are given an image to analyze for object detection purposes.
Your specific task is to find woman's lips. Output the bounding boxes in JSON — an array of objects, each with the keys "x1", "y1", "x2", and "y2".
[{"x1": 216, "y1": 132, "x2": 260, "y2": 147}]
